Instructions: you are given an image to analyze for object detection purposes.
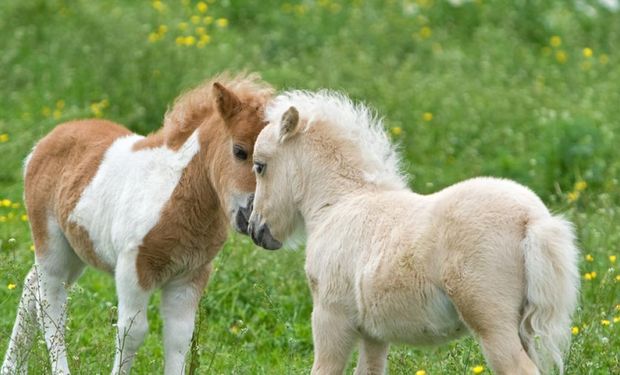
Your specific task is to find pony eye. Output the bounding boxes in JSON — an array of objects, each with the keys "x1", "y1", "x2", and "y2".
[
  {"x1": 233, "y1": 145, "x2": 248, "y2": 161},
  {"x1": 253, "y1": 162, "x2": 266, "y2": 176}
]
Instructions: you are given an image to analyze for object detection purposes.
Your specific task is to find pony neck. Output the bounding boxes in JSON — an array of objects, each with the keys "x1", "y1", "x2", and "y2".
[
  {"x1": 297, "y1": 163, "x2": 367, "y2": 230},
  {"x1": 199, "y1": 119, "x2": 234, "y2": 215}
]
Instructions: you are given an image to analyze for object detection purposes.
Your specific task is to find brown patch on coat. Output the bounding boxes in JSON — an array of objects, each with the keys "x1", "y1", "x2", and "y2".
[{"x1": 24, "y1": 119, "x2": 131, "y2": 269}]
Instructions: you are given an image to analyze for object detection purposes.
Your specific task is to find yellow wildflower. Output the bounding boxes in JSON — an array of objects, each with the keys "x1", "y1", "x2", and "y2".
[
  {"x1": 601, "y1": 319, "x2": 610, "y2": 326},
  {"x1": 229, "y1": 324, "x2": 240, "y2": 334},
  {"x1": 609, "y1": 255, "x2": 617, "y2": 264},
  {"x1": 53, "y1": 109, "x2": 62, "y2": 120},
  {"x1": 550, "y1": 35, "x2": 561, "y2": 47},
  {"x1": 216, "y1": 18, "x2": 229, "y2": 28},
  {"x1": 203, "y1": 16, "x2": 214, "y2": 24},
  {"x1": 419, "y1": 26, "x2": 432, "y2": 39},
  {"x1": 1, "y1": 199, "x2": 11, "y2": 207},
  {"x1": 30, "y1": 244, "x2": 35, "y2": 252},
  {"x1": 555, "y1": 50, "x2": 567, "y2": 64},
  {"x1": 472, "y1": 365, "x2": 485, "y2": 374},
  {"x1": 11, "y1": 203, "x2": 20, "y2": 209},
  {"x1": 567, "y1": 191, "x2": 579, "y2": 203},
  {"x1": 90, "y1": 103, "x2": 103, "y2": 117},
  {"x1": 423, "y1": 112, "x2": 433, "y2": 122},
  {"x1": 7, "y1": 283, "x2": 16, "y2": 290},
  {"x1": 158, "y1": 25, "x2": 168, "y2": 34},
  {"x1": 197, "y1": 1, "x2": 208, "y2": 13},
  {"x1": 0, "y1": 216, "x2": 6, "y2": 222},
  {"x1": 42, "y1": 106, "x2": 51, "y2": 117},
  {"x1": 191, "y1": 15, "x2": 201, "y2": 24},
  {"x1": 574, "y1": 180, "x2": 587, "y2": 191},
  {"x1": 614, "y1": 316, "x2": 620, "y2": 323},
  {"x1": 582, "y1": 48, "x2": 593, "y2": 58},
  {"x1": 590, "y1": 271, "x2": 597, "y2": 279},
  {"x1": 196, "y1": 27, "x2": 206, "y2": 35},
  {"x1": 185, "y1": 36, "x2": 196, "y2": 46},
  {"x1": 148, "y1": 32, "x2": 160, "y2": 43},
  {"x1": 616, "y1": 275, "x2": 620, "y2": 282},
  {"x1": 585, "y1": 254, "x2": 594, "y2": 262},
  {"x1": 56, "y1": 99, "x2": 65, "y2": 109},
  {"x1": 416, "y1": 370, "x2": 427, "y2": 375},
  {"x1": 152, "y1": 0, "x2": 165, "y2": 12},
  {"x1": 178, "y1": 22, "x2": 188, "y2": 31},
  {"x1": 0, "y1": 133, "x2": 8, "y2": 143},
  {"x1": 391, "y1": 127, "x2": 402, "y2": 136},
  {"x1": 21, "y1": 214, "x2": 28, "y2": 222},
  {"x1": 571, "y1": 326, "x2": 579, "y2": 335},
  {"x1": 198, "y1": 34, "x2": 211, "y2": 47},
  {"x1": 599, "y1": 54, "x2": 609, "y2": 65},
  {"x1": 584, "y1": 272, "x2": 592, "y2": 280}
]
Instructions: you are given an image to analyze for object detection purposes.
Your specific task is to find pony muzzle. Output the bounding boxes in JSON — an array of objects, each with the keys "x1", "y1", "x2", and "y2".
[
  {"x1": 234, "y1": 194, "x2": 254, "y2": 235},
  {"x1": 248, "y1": 217, "x2": 282, "y2": 250}
]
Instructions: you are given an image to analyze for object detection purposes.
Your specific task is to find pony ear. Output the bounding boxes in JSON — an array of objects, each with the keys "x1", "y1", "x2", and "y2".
[
  {"x1": 213, "y1": 82, "x2": 242, "y2": 121},
  {"x1": 279, "y1": 106, "x2": 300, "y2": 142}
]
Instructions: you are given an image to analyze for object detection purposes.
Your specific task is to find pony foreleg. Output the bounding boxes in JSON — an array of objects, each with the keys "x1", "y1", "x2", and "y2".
[
  {"x1": 354, "y1": 336, "x2": 389, "y2": 375},
  {"x1": 160, "y1": 267, "x2": 209, "y2": 375},
  {"x1": 311, "y1": 305, "x2": 357, "y2": 375},
  {"x1": 112, "y1": 252, "x2": 151, "y2": 375},
  {"x1": 1, "y1": 269, "x2": 39, "y2": 375}
]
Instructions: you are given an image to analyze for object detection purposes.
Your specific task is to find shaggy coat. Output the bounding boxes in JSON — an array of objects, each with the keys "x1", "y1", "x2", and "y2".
[
  {"x1": 2, "y1": 74, "x2": 273, "y2": 375},
  {"x1": 248, "y1": 91, "x2": 580, "y2": 375}
]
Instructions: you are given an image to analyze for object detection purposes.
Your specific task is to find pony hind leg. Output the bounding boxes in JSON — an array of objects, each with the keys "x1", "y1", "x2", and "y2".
[
  {"x1": 34, "y1": 217, "x2": 85, "y2": 375},
  {"x1": 443, "y1": 251, "x2": 538, "y2": 375}
]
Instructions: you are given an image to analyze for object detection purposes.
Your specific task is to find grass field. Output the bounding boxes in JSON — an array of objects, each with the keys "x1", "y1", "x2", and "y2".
[{"x1": 1, "y1": 0, "x2": 619, "y2": 373}]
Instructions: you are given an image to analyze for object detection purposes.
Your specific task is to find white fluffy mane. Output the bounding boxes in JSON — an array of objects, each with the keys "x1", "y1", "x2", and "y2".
[{"x1": 266, "y1": 90, "x2": 407, "y2": 190}]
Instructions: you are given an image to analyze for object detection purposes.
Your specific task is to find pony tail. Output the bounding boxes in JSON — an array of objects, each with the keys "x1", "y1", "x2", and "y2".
[{"x1": 519, "y1": 216, "x2": 580, "y2": 374}]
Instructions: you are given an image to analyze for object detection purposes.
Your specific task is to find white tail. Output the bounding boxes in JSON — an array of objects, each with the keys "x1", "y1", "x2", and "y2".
[{"x1": 520, "y1": 216, "x2": 580, "y2": 374}]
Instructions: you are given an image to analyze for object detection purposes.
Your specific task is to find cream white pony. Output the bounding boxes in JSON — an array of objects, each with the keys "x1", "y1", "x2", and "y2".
[{"x1": 247, "y1": 91, "x2": 580, "y2": 375}]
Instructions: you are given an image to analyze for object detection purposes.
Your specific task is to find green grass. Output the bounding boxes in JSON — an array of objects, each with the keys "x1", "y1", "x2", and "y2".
[{"x1": 1, "y1": 0, "x2": 619, "y2": 373}]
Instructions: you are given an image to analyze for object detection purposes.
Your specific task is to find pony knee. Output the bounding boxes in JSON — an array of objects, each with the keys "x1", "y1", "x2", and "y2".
[{"x1": 117, "y1": 316, "x2": 149, "y2": 352}]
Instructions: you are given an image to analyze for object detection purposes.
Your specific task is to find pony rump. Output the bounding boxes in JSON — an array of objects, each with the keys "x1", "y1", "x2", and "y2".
[{"x1": 265, "y1": 90, "x2": 407, "y2": 190}]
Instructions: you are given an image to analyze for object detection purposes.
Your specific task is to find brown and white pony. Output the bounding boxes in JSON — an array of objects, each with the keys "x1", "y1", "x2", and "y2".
[{"x1": 1, "y1": 74, "x2": 273, "y2": 375}]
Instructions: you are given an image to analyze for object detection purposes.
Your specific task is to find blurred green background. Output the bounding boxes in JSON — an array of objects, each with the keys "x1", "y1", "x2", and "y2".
[{"x1": 1, "y1": 0, "x2": 619, "y2": 373}]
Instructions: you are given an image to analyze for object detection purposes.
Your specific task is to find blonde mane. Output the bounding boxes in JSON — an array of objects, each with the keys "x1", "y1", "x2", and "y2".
[{"x1": 265, "y1": 90, "x2": 407, "y2": 190}]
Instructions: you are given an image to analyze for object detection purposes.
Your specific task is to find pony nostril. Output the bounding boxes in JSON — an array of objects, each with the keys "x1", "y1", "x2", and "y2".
[{"x1": 256, "y1": 225, "x2": 265, "y2": 242}]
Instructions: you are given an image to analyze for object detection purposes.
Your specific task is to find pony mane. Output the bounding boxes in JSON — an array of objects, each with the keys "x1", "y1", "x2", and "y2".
[
  {"x1": 161, "y1": 72, "x2": 274, "y2": 146},
  {"x1": 266, "y1": 90, "x2": 407, "y2": 190}
]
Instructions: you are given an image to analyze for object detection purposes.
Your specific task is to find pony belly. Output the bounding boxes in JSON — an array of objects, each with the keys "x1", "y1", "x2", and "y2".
[{"x1": 361, "y1": 286, "x2": 467, "y2": 346}]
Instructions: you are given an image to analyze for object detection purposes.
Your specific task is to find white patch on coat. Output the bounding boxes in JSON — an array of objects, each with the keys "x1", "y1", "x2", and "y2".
[{"x1": 68, "y1": 131, "x2": 200, "y2": 269}]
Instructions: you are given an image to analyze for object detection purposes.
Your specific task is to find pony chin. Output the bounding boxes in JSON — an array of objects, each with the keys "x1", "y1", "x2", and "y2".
[{"x1": 280, "y1": 213, "x2": 306, "y2": 250}]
